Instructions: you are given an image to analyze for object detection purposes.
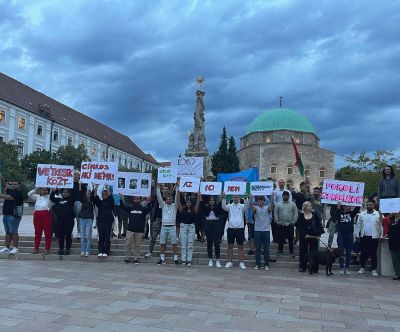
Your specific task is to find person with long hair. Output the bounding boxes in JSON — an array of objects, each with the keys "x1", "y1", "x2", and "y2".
[
  {"x1": 78, "y1": 190, "x2": 95, "y2": 257},
  {"x1": 296, "y1": 201, "x2": 324, "y2": 273},
  {"x1": 378, "y1": 165, "x2": 400, "y2": 201},
  {"x1": 28, "y1": 187, "x2": 53, "y2": 255},
  {"x1": 202, "y1": 196, "x2": 224, "y2": 268},
  {"x1": 177, "y1": 192, "x2": 200, "y2": 266}
]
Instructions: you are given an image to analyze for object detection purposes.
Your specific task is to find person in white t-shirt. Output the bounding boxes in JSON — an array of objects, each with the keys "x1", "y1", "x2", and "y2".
[{"x1": 222, "y1": 193, "x2": 248, "y2": 269}]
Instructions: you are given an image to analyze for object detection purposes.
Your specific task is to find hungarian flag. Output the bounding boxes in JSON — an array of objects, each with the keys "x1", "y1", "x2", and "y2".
[{"x1": 291, "y1": 137, "x2": 304, "y2": 177}]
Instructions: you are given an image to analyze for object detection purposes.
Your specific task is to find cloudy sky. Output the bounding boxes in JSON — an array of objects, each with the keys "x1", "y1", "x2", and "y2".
[{"x1": 1, "y1": 0, "x2": 399, "y2": 167}]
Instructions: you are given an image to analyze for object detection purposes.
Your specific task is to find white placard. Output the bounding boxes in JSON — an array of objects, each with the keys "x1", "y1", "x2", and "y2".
[
  {"x1": 179, "y1": 176, "x2": 201, "y2": 193},
  {"x1": 250, "y1": 181, "x2": 273, "y2": 196},
  {"x1": 200, "y1": 182, "x2": 222, "y2": 195},
  {"x1": 224, "y1": 181, "x2": 247, "y2": 195},
  {"x1": 80, "y1": 161, "x2": 118, "y2": 186},
  {"x1": 36, "y1": 164, "x2": 74, "y2": 188},
  {"x1": 114, "y1": 172, "x2": 152, "y2": 197},
  {"x1": 321, "y1": 179, "x2": 365, "y2": 207},
  {"x1": 157, "y1": 167, "x2": 177, "y2": 184},
  {"x1": 380, "y1": 198, "x2": 400, "y2": 213},
  {"x1": 171, "y1": 157, "x2": 203, "y2": 178}
]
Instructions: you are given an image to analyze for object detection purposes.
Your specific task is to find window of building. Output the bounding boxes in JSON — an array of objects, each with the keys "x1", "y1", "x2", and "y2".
[
  {"x1": 37, "y1": 124, "x2": 43, "y2": 136},
  {"x1": 304, "y1": 166, "x2": 311, "y2": 177},
  {"x1": 0, "y1": 109, "x2": 5, "y2": 122},
  {"x1": 270, "y1": 165, "x2": 277, "y2": 174},
  {"x1": 102, "y1": 150, "x2": 106, "y2": 161},
  {"x1": 0, "y1": 136, "x2": 4, "y2": 143},
  {"x1": 36, "y1": 147, "x2": 42, "y2": 152},
  {"x1": 91, "y1": 145, "x2": 96, "y2": 156},
  {"x1": 111, "y1": 153, "x2": 115, "y2": 162},
  {"x1": 53, "y1": 130, "x2": 59, "y2": 141},
  {"x1": 130, "y1": 160, "x2": 133, "y2": 169},
  {"x1": 18, "y1": 116, "x2": 26, "y2": 129},
  {"x1": 119, "y1": 156, "x2": 122, "y2": 165},
  {"x1": 295, "y1": 138, "x2": 300, "y2": 144},
  {"x1": 17, "y1": 141, "x2": 24, "y2": 157},
  {"x1": 67, "y1": 136, "x2": 73, "y2": 145},
  {"x1": 319, "y1": 168, "x2": 326, "y2": 178},
  {"x1": 287, "y1": 165, "x2": 293, "y2": 175},
  {"x1": 264, "y1": 134, "x2": 271, "y2": 143}
]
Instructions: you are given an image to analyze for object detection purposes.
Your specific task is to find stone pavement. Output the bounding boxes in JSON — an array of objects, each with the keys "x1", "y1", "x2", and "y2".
[{"x1": 0, "y1": 260, "x2": 399, "y2": 332}]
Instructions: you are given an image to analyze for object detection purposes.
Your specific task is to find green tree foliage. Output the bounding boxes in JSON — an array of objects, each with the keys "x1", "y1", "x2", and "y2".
[
  {"x1": 227, "y1": 136, "x2": 240, "y2": 172},
  {"x1": 211, "y1": 127, "x2": 229, "y2": 175},
  {"x1": 336, "y1": 150, "x2": 400, "y2": 197},
  {"x1": 0, "y1": 141, "x2": 24, "y2": 184},
  {"x1": 56, "y1": 144, "x2": 89, "y2": 169},
  {"x1": 20, "y1": 150, "x2": 54, "y2": 181}
]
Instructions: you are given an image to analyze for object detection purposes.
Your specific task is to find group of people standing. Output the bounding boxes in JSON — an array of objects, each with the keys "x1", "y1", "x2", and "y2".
[{"x1": 1, "y1": 165, "x2": 400, "y2": 280}]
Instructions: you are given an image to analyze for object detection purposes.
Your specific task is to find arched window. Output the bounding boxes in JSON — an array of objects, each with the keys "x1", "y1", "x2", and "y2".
[{"x1": 319, "y1": 167, "x2": 326, "y2": 178}]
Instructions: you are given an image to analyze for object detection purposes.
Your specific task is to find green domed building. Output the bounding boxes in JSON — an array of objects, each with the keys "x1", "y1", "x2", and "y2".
[{"x1": 239, "y1": 108, "x2": 335, "y2": 189}]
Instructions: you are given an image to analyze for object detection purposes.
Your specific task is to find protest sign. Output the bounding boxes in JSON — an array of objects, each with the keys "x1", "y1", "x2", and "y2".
[
  {"x1": 200, "y1": 182, "x2": 222, "y2": 195},
  {"x1": 223, "y1": 181, "x2": 247, "y2": 195},
  {"x1": 114, "y1": 172, "x2": 152, "y2": 197},
  {"x1": 171, "y1": 157, "x2": 203, "y2": 178},
  {"x1": 157, "y1": 167, "x2": 177, "y2": 184},
  {"x1": 321, "y1": 179, "x2": 365, "y2": 206},
  {"x1": 36, "y1": 164, "x2": 74, "y2": 188},
  {"x1": 250, "y1": 181, "x2": 274, "y2": 196},
  {"x1": 179, "y1": 176, "x2": 201, "y2": 193},
  {"x1": 80, "y1": 162, "x2": 118, "y2": 186},
  {"x1": 380, "y1": 198, "x2": 400, "y2": 213}
]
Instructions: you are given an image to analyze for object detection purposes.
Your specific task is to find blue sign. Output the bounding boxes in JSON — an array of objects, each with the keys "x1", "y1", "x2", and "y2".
[{"x1": 217, "y1": 168, "x2": 259, "y2": 183}]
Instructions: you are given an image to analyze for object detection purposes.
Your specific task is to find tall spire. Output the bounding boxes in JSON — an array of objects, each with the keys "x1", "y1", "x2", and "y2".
[{"x1": 279, "y1": 96, "x2": 283, "y2": 108}]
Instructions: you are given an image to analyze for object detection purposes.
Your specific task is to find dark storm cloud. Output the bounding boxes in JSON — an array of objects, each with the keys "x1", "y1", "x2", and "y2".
[{"x1": 0, "y1": 0, "x2": 399, "y2": 165}]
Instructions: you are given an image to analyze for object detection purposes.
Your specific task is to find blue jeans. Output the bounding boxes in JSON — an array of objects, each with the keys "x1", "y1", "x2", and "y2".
[
  {"x1": 80, "y1": 218, "x2": 93, "y2": 253},
  {"x1": 3, "y1": 215, "x2": 20, "y2": 234},
  {"x1": 254, "y1": 231, "x2": 270, "y2": 267},
  {"x1": 180, "y1": 223, "x2": 195, "y2": 262},
  {"x1": 337, "y1": 232, "x2": 353, "y2": 268}
]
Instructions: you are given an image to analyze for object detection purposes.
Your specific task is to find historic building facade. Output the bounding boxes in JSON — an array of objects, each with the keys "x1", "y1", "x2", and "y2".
[
  {"x1": 0, "y1": 73, "x2": 158, "y2": 171},
  {"x1": 239, "y1": 108, "x2": 335, "y2": 189}
]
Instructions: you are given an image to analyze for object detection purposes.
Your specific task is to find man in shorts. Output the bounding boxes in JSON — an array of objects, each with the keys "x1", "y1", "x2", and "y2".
[
  {"x1": 222, "y1": 193, "x2": 248, "y2": 269},
  {"x1": 0, "y1": 181, "x2": 23, "y2": 254}
]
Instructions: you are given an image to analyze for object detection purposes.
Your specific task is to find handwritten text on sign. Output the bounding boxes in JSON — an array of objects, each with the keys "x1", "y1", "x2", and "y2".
[
  {"x1": 200, "y1": 182, "x2": 222, "y2": 195},
  {"x1": 321, "y1": 179, "x2": 365, "y2": 207},
  {"x1": 179, "y1": 176, "x2": 201, "y2": 193},
  {"x1": 224, "y1": 181, "x2": 247, "y2": 195},
  {"x1": 80, "y1": 162, "x2": 118, "y2": 185},
  {"x1": 250, "y1": 181, "x2": 274, "y2": 196},
  {"x1": 172, "y1": 157, "x2": 203, "y2": 178},
  {"x1": 36, "y1": 164, "x2": 74, "y2": 188},
  {"x1": 380, "y1": 198, "x2": 400, "y2": 213},
  {"x1": 157, "y1": 167, "x2": 177, "y2": 184}
]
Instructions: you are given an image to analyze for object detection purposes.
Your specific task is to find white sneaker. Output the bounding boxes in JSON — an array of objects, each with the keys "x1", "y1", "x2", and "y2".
[
  {"x1": 208, "y1": 259, "x2": 214, "y2": 268},
  {"x1": 253, "y1": 265, "x2": 260, "y2": 270},
  {"x1": 144, "y1": 252, "x2": 152, "y2": 258},
  {"x1": 215, "y1": 260, "x2": 222, "y2": 268},
  {"x1": 340, "y1": 269, "x2": 345, "y2": 274},
  {"x1": 239, "y1": 262, "x2": 246, "y2": 270},
  {"x1": 345, "y1": 270, "x2": 351, "y2": 275},
  {"x1": 0, "y1": 247, "x2": 10, "y2": 254},
  {"x1": 265, "y1": 266, "x2": 270, "y2": 271},
  {"x1": 225, "y1": 261, "x2": 233, "y2": 268},
  {"x1": 98, "y1": 253, "x2": 102, "y2": 257},
  {"x1": 9, "y1": 247, "x2": 18, "y2": 254},
  {"x1": 85, "y1": 252, "x2": 89, "y2": 257},
  {"x1": 358, "y1": 267, "x2": 365, "y2": 274},
  {"x1": 372, "y1": 270, "x2": 379, "y2": 277},
  {"x1": 81, "y1": 252, "x2": 85, "y2": 257},
  {"x1": 102, "y1": 253, "x2": 108, "y2": 257}
]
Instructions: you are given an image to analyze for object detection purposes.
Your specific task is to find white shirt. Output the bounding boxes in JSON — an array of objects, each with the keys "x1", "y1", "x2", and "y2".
[
  {"x1": 156, "y1": 187, "x2": 177, "y2": 226},
  {"x1": 222, "y1": 200, "x2": 247, "y2": 228},
  {"x1": 254, "y1": 205, "x2": 271, "y2": 232},
  {"x1": 28, "y1": 190, "x2": 53, "y2": 211},
  {"x1": 363, "y1": 213, "x2": 373, "y2": 236},
  {"x1": 273, "y1": 189, "x2": 293, "y2": 204}
]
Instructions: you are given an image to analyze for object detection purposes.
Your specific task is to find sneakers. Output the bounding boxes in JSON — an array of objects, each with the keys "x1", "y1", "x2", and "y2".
[
  {"x1": 253, "y1": 265, "x2": 260, "y2": 270},
  {"x1": 85, "y1": 252, "x2": 89, "y2": 257},
  {"x1": 174, "y1": 260, "x2": 179, "y2": 265},
  {"x1": 43, "y1": 250, "x2": 49, "y2": 255},
  {"x1": 358, "y1": 267, "x2": 365, "y2": 274},
  {"x1": 33, "y1": 249, "x2": 39, "y2": 254},
  {"x1": 157, "y1": 259, "x2": 165, "y2": 265},
  {"x1": 81, "y1": 252, "x2": 85, "y2": 257},
  {"x1": 9, "y1": 247, "x2": 18, "y2": 254},
  {"x1": 64, "y1": 250, "x2": 70, "y2": 255},
  {"x1": 57, "y1": 249, "x2": 64, "y2": 255},
  {"x1": 372, "y1": 270, "x2": 379, "y2": 277},
  {"x1": 208, "y1": 259, "x2": 214, "y2": 268},
  {"x1": 345, "y1": 270, "x2": 351, "y2": 275},
  {"x1": 102, "y1": 253, "x2": 108, "y2": 257},
  {"x1": 215, "y1": 260, "x2": 222, "y2": 268},
  {"x1": 247, "y1": 250, "x2": 255, "y2": 255},
  {"x1": 225, "y1": 261, "x2": 233, "y2": 269},
  {"x1": 239, "y1": 262, "x2": 246, "y2": 270},
  {"x1": 144, "y1": 252, "x2": 152, "y2": 258},
  {"x1": 186, "y1": 261, "x2": 192, "y2": 267},
  {"x1": 98, "y1": 253, "x2": 103, "y2": 257},
  {"x1": 340, "y1": 269, "x2": 345, "y2": 274},
  {"x1": 265, "y1": 266, "x2": 270, "y2": 271},
  {"x1": 123, "y1": 259, "x2": 131, "y2": 264},
  {"x1": 133, "y1": 259, "x2": 139, "y2": 265},
  {"x1": 0, "y1": 247, "x2": 10, "y2": 254}
]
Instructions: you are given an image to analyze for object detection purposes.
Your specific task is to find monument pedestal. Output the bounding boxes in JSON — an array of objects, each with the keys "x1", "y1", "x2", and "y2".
[{"x1": 378, "y1": 239, "x2": 395, "y2": 277}]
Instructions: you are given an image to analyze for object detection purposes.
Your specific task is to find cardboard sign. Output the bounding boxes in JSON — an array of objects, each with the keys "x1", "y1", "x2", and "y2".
[
  {"x1": 250, "y1": 181, "x2": 274, "y2": 196},
  {"x1": 36, "y1": 164, "x2": 74, "y2": 188},
  {"x1": 114, "y1": 172, "x2": 151, "y2": 197},
  {"x1": 200, "y1": 182, "x2": 222, "y2": 195},
  {"x1": 321, "y1": 179, "x2": 365, "y2": 207},
  {"x1": 157, "y1": 167, "x2": 177, "y2": 184},
  {"x1": 171, "y1": 157, "x2": 203, "y2": 178},
  {"x1": 80, "y1": 162, "x2": 118, "y2": 186},
  {"x1": 179, "y1": 176, "x2": 200, "y2": 193},
  {"x1": 224, "y1": 181, "x2": 247, "y2": 195},
  {"x1": 380, "y1": 198, "x2": 400, "y2": 213}
]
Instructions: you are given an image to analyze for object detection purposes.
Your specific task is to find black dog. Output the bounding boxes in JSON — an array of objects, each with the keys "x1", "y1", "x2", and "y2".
[{"x1": 307, "y1": 248, "x2": 343, "y2": 276}]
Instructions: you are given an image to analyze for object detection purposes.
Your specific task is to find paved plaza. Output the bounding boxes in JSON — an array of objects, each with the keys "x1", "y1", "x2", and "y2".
[{"x1": 0, "y1": 258, "x2": 399, "y2": 332}]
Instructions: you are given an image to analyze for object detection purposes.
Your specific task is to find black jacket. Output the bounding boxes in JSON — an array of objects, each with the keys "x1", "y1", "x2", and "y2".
[
  {"x1": 120, "y1": 200, "x2": 152, "y2": 233},
  {"x1": 94, "y1": 195, "x2": 115, "y2": 223},
  {"x1": 50, "y1": 190, "x2": 75, "y2": 218},
  {"x1": 388, "y1": 220, "x2": 400, "y2": 251}
]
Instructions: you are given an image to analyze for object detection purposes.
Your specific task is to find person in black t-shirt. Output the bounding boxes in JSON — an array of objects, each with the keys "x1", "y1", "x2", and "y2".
[{"x1": 0, "y1": 180, "x2": 23, "y2": 254}]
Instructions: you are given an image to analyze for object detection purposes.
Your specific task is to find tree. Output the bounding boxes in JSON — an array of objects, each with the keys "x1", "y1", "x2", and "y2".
[
  {"x1": 227, "y1": 136, "x2": 240, "y2": 172},
  {"x1": 20, "y1": 150, "x2": 54, "y2": 181},
  {"x1": 211, "y1": 127, "x2": 229, "y2": 175},
  {"x1": 56, "y1": 144, "x2": 88, "y2": 169},
  {"x1": 0, "y1": 141, "x2": 23, "y2": 184}
]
